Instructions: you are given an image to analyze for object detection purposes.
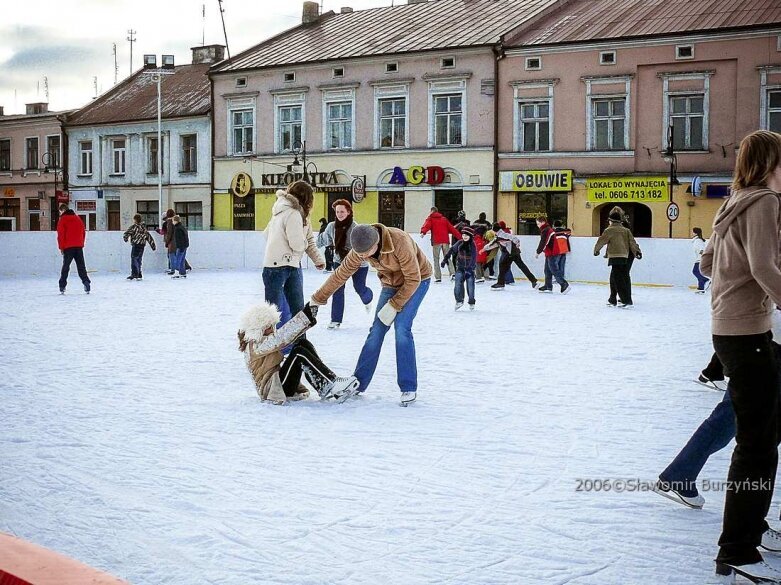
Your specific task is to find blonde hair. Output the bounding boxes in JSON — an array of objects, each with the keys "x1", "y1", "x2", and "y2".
[{"x1": 733, "y1": 130, "x2": 781, "y2": 191}]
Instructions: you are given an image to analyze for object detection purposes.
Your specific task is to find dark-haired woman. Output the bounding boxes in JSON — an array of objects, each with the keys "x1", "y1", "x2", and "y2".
[{"x1": 691, "y1": 227, "x2": 709, "y2": 293}]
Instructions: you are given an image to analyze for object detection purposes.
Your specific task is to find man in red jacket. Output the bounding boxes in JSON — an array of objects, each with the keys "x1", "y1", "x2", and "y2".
[
  {"x1": 57, "y1": 203, "x2": 91, "y2": 294},
  {"x1": 420, "y1": 206, "x2": 461, "y2": 282}
]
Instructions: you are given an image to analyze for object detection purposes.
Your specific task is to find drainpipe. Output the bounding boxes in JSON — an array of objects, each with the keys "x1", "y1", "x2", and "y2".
[{"x1": 492, "y1": 43, "x2": 504, "y2": 223}]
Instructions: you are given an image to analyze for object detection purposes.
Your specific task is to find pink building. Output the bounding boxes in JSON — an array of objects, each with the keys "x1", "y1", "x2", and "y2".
[
  {"x1": 496, "y1": 0, "x2": 781, "y2": 237},
  {"x1": 0, "y1": 103, "x2": 68, "y2": 231}
]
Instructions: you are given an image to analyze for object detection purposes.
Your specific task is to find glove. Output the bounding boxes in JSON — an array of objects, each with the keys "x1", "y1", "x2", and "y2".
[
  {"x1": 302, "y1": 302, "x2": 318, "y2": 325},
  {"x1": 593, "y1": 251, "x2": 600, "y2": 256},
  {"x1": 377, "y1": 303, "x2": 397, "y2": 326},
  {"x1": 635, "y1": 251, "x2": 642, "y2": 260},
  {"x1": 440, "y1": 260, "x2": 447, "y2": 268}
]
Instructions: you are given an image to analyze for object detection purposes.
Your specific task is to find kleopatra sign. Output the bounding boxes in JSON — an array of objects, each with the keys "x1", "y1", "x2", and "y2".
[
  {"x1": 499, "y1": 170, "x2": 573, "y2": 192},
  {"x1": 587, "y1": 177, "x2": 669, "y2": 202}
]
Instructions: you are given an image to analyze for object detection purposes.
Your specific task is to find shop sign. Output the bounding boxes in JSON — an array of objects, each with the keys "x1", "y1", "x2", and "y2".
[
  {"x1": 500, "y1": 170, "x2": 573, "y2": 192},
  {"x1": 56, "y1": 190, "x2": 69, "y2": 204},
  {"x1": 230, "y1": 172, "x2": 253, "y2": 197},
  {"x1": 3, "y1": 188, "x2": 15, "y2": 197},
  {"x1": 586, "y1": 177, "x2": 669, "y2": 203},
  {"x1": 76, "y1": 200, "x2": 96, "y2": 212},
  {"x1": 259, "y1": 171, "x2": 340, "y2": 189},
  {"x1": 388, "y1": 165, "x2": 445, "y2": 186},
  {"x1": 351, "y1": 176, "x2": 366, "y2": 203}
]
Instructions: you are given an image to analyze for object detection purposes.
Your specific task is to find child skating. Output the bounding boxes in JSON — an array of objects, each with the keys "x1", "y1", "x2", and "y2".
[{"x1": 441, "y1": 226, "x2": 477, "y2": 310}]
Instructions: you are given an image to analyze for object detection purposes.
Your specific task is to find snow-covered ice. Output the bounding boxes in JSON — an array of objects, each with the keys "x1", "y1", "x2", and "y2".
[{"x1": 0, "y1": 269, "x2": 771, "y2": 584}]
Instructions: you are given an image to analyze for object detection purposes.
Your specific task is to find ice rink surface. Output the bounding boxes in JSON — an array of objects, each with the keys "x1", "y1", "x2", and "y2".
[{"x1": 0, "y1": 269, "x2": 768, "y2": 584}]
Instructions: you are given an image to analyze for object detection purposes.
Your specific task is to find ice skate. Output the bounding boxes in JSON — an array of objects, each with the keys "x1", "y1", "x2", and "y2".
[
  {"x1": 491, "y1": 283, "x2": 504, "y2": 291},
  {"x1": 476, "y1": 278, "x2": 485, "y2": 283},
  {"x1": 288, "y1": 385, "x2": 310, "y2": 402},
  {"x1": 455, "y1": 302, "x2": 464, "y2": 311},
  {"x1": 652, "y1": 480, "x2": 704, "y2": 509},
  {"x1": 400, "y1": 391, "x2": 416, "y2": 407},
  {"x1": 716, "y1": 560, "x2": 781, "y2": 583},
  {"x1": 561, "y1": 282, "x2": 571, "y2": 294},
  {"x1": 530, "y1": 280, "x2": 539, "y2": 289},
  {"x1": 84, "y1": 283, "x2": 91, "y2": 294},
  {"x1": 364, "y1": 301, "x2": 373, "y2": 314},
  {"x1": 329, "y1": 376, "x2": 360, "y2": 403},
  {"x1": 761, "y1": 527, "x2": 781, "y2": 553},
  {"x1": 327, "y1": 322, "x2": 341, "y2": 330},
  {"x1": 696, "y1": 373, "x2": 726, "y2": 391},
  {"x1": 618, "y1": 302, "x2": 633, "y2": 309},
  {"x1": 59, "y1": 288, "x2": 65, "y2": 295},
  {"x1": 469, "y1": 304, "x2": 475, "y2": 311},
  {"x1": 538, "y1": 287, "x2": 553, "y2": 293}
]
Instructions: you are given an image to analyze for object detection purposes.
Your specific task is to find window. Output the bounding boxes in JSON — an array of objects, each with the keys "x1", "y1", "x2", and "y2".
[
  {"x1": 518, "y1": 101, "x2": 550, "y2": 152},
  {"x1": 79, "y1": 141, "x2": 93, "y2": 175},
  {"x1": 147, "y1": 136, "x2": 163, "y2": 175},
  {"x1": 379, "y1": 98, "x2": 406, "y2": 148},
  {"x1": 326, "y1": 101, "x2": 353, "y2": 149},
  {"x1": 236, "y1": 77, "x2": 247, "y2": 88},
  {"x1": 175, "y1": 201, "x2": 203, "y2": 230},
  {"x1": 525, "y1": 57, "x2": 542, "y2": 71},
  {"x1": 26, "y1": 138, "x2": 39, "y2": 170},
  {"x1": 284, "y1": 72, "x2": 296, "y2": 82},
  {"x1": 231, "y1": 109, "x2": 254, "y2": 155},
  {"x1": 676, "y1": 45, "x2": 694, "y2": 60},
  {"x1": 28, "y1": 198, "x2": 41, "y2": 231},
  {"x1": 181, "y1": 134, "x2": 197, "y2": 173},
  {"x1": 385, "y1": 62, "x2": 398, "y2": 74},
  {"x1": 670, "y1": 94, "x2": 705, "y2": 150},
  {"x1": 592, "y1": 98, "x2": 626, "y2": 150},
  {"x1": 600, "y1": 51, "x2": 616, "y2": 65},
  {"x1": 433, "y1": 93, "x2": 463, "y2": 146},
  {"x1": 379, "y1": 191, "x2": 405, "y2": 230},
  {"x1": 332, "y1": 67, "x2": 344, "y2": 78},
  {"x1": 278, "y1": 105, "x2": 302, "y2": 152},
  {"x1": 111, "y1": 139, "x2": 126, "y2": 174},
  {"x1": 0, "y1": 139, "x2": 9, "y2": 172},
  {"x1": 46, "y1": 136, "x2": 61, "y2": 168},
  {"x1": 769, "y1": 90, "x2": 781, "y2": 133},
  {"x1": 441, "y1": 56, "x2": 455, "y2": 69},
  {"x1": 136, "y1": 200, "x2": 159, "y2": 229}
]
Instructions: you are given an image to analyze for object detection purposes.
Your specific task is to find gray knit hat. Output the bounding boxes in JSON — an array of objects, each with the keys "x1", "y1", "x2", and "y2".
[{"x1": 350, "y1": 224, "x2": 380, "y2": 253}]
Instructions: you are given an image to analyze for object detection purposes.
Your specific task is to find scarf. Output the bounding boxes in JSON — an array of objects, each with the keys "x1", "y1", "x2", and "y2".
[{"x1": 334, "y1": 215, "x2": 354, "y2": 259}]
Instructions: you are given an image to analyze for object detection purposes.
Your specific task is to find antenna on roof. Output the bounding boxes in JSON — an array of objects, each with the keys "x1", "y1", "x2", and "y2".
[
  {"x1": 43, "y1": 76, "x2": 49, "y2": 101},
  {"x1": 127, "y1": 29, "x2": 137, "y2": 76},
  {"x1": 113, "y1": 43, "x2": 118, "y2": 85},
  {"x1": 202, "y1": 4, "x2": 206, "y2": 46},
  {"x1": 93, "y1": 76, "x2": 98, "y2": 99},
  {"x1": 217, "y1": 0, "x2": 231, "y2": 60}
]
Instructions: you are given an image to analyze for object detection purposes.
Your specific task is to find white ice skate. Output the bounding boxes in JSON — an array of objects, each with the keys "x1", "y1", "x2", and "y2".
[
  {"x1": 455, "y1": 302, "x2": 464, "y2": 311},
  {"x1": 327, "y1": 322, "x2": 341, "y2": 330},
  {"x1": 326, "y1": 376, "x2": 360, "y2": 403},
  {"x1": 400, "y1": 391, "x2": 416, "y2": 407},
  {"x1": 364, "y1": 301, "x2": 373, "y2": 314},
  {"x1": 652, "y1": 480, "x2": 704, "y2": 509},
  {"x1": 762, "y1": 527, "x2": 781, "y2": 553},
  {"x1": 716, "y1": 560, "x2": 781, "y2": 584},
  {"x1": 469, "y1": 304, "x2": 475, "y2": 311}
]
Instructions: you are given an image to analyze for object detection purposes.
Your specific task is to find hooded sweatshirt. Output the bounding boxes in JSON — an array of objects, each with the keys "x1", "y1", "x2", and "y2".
[
  {"x1": 700, "y1": 187, "x2": 781, "y2": 336},
  {"x1": 263, "y1": 190, "x2": 323, "y2": 269}
]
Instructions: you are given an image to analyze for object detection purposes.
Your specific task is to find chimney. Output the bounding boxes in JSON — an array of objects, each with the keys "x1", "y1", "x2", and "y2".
[
  {"x1": 340, "y1": 6, "x2": 353, "y2": 13},
  {"x1": 302, "y1": 1, "x2": 319, "y2": 24},
  {"x1": 143, "y1": 54, "x2": 157, "y2": 69},
  {"x1": 191, "y1": 44, "x2": 226, "y2": 65},
  {"x1": 0, "y1": 106, "x2": 4, "y2": 116},
  {"x1": 25, "y1": 102, "x2": 48, "y2": 115},
  {"x1": 162, "y1": 54, "x2": 175, "y2": 69}
]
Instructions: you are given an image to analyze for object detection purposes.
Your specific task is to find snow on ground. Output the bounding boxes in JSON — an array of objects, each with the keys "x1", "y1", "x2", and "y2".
[{"x1": 0, "y1": 269, "x2": 769, "y2": 584}]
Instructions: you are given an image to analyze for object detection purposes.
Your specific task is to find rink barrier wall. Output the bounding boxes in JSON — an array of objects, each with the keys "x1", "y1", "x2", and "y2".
[
  {"x1": 0, "y1": 532, "x2": 129, "y2": 585},
  {"x1": 0, "y1": 232, "x2": 699, "y2": 288}
]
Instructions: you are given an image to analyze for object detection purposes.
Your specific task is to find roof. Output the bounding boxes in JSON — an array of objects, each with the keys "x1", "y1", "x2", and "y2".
[
  {"x1": 0, "y1": 110, "x2": 71, "y2": 124},
  {"x1": 212, "y1": 0, "x2": 559, "y2": 73},
  {"x1": 505, "y1": 0, "x2": 781, "y2": 47},
  {"x1": 66, "y1": 64, "x2": 211, "y2": 127}
]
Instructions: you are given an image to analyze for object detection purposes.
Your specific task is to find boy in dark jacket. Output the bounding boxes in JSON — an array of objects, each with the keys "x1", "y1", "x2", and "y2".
[
  {"x1": 123, "y1": 214, "x2": 156, "y2": 280},
  {"x1": 172, "y1": 215, "x2": 189, "y2": 279},
  {"x1": 442, "y1": 226, "x2": 477, "y2": 310}
]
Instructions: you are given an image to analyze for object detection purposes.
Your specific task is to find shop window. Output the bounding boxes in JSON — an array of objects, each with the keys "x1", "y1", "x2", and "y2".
[
  {"x1": 136, "y1": 200, "x2": 159, "y2": 229},
  {"x1": 516, "y1": 192, "x2": 567, "y2": 235},
  {"x1": 0, "y1": 198, "x2": 20, "y2": 230},
  {"x1": 379, "y1": 191, "x2": 405, "y2": 230},
  {"x1": 434, "y1": 189, "x2": 463, "y2": 225},
  {"x1": 175, "y1": 201, "x2": 203, "y2": 230}
]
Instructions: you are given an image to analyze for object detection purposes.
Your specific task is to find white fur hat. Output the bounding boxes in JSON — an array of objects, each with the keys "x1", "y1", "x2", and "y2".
[{"x1": 239, "y1": 302, "x2": 281, "y2": 342}]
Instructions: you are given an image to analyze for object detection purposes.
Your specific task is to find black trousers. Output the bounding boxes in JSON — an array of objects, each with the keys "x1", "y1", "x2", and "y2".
[
  {"x1": 279, "y1": 338, "x2": 335, "y2": 397},
  {"x1": 714, "y1": 332, "x2": 780, "y2": 565},
  {"x1": 609, "y1": 255, "x2": 633, "y2": 303},
  {"x1": 59, "y1": 247, "x2": 90, "y2": 290},
  {"x1": 497, "y1": 248, "x2": 536, "y2": 286},
  {"x1": 703, "y1": 352, "x2": 726, "y2": 381},
  {"x1": 324, "y1": 246, "x2": 335, "y2": 271},
  {"x1": 608, "y1": 260, "x2": 632, "y2": 304}
]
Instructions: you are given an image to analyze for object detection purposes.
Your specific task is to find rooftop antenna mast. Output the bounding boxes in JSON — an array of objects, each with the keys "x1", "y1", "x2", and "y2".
[
  {"x1": 43, "y1": 76, "x2": 49, "y2": 101},
  {"x1": 217, "y1": 0, "x2": 231, "y2": 59},
  {"x1": 127, "y1": 29, "x2": 137, "y2": 76},
  {"x1": 113, "y1": 43, "x2": 119, "y2": 84},
  {"x1": 202, "y1": 4, "x2": 206, "y2": 46},
  {"x1": 93, "y1": 77, "x2": 98, "y2": 99}
]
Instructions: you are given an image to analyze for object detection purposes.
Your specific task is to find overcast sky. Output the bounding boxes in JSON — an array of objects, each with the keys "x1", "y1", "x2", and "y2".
[{"x1": 0, "y1": 0, "x2": 397, "y2": 115}]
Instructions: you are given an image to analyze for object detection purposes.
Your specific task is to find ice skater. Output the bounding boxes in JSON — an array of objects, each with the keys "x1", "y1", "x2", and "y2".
[
  {"x1": 441, "y1": 225, "x2": 477, "y2": 310},
  {"x1": 594, "y1": 210, "x2": 641, "y2": 307},
  {"x1": 238, "y1": 301, "x2": 359, "y2": 405},
  {"x1": 691, "y1": 227, "x2": 710, "y2": 293},
  {"x1": 57, "y1": 203, "x2": 91, "y2": 294},
  {"x1": 123, "y1": 214, "x2": 157, "y2": 280}
]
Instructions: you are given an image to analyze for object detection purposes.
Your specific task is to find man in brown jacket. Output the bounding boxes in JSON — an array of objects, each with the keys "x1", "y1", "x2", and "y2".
[
  {"x1": 593, "y1": 210, "x2": 641, "y2": 307},
  {"x1": 311, "y1": 223, "x2": 432, "y2": 405},
  {"x1": 699, "y1": 130, "x2": 781, "y2": 583}
]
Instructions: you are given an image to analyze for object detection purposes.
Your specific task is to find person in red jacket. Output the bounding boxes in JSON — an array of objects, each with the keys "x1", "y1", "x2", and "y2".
[
  {"x1": 473, "y1": 226, "x2": 489, "y2": 283},
  {"x1": 420, "y1": 206, "x2": 461, "y2": 282},
  {"x1": 57, "y1": 203, "x2": 91, "y2": 294},
  {"x1": 535, "y1": 216, "x2": 568, "y2": 293}
]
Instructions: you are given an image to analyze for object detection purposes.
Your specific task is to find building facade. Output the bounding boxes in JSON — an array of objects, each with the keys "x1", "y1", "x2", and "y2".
[
  {"x1": 65, "y1": 46, "x2": 223, "y2": 231},
  {"x1": 0, "y1": 103, "x2": 67, "y2": 231},
  {"x1": 497, "y1": 0, "x2": 781, "y2": 237}
]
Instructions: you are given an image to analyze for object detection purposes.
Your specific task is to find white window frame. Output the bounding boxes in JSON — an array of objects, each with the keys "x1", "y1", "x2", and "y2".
[
  {"x1": 660, "y1": 71, "x2": 712, "y2": 151},
  {"x1": 0, "y1": 138, "x2": 11, "y2": 172},
  {"x1": 760, "y1": 66, "x2": 781, "y2": 131},
  {"x1": 675, "y1": 44, "x2": 695, "y2": 60},
  {"x1": 146, "y1": 135, "x2": 164, "y2": 175},
  {"x1": 45, "y1": 134, "x2": 61, "y2": 168},
  {"x1": 441, "y1": 56, "x2": 456, "y2": 69},
  {"x1": 332, "y1": 66, "x2": 344, "y2": 78},
  {"x1": 428, "y1": 79, "x2": 467, "y2": 148},
  {"x1": 284, "y1": 71, "x2": 296, "y2": 83},
  {"x1": 385, "y1": 62, "x2": 399, "y2": 74},
  {"x1": 25, "y1": 136, "x2": 39, "y2": 170},
  {"x1": 599, "y1": 51, "x2": 616, "y2": 66},
  {"x1": 180, "y1": 134, "x2": 198, "y2": 173},
  {"x1": 79, "y1": 140, "x2": 93, "y2": 175},
  {"x1": 273, "y1": 92, "x2": 306, "y2": 154},
  {"x1": 236, "y1": 77, "x2": 247, "y2": 88},
  {"x1": 584, "y1": 76, "x2": 632, "y2": 152},
  {"x1": 511, "y1": 80, "x2": 556, "y2": 153},
  {"x1": 374, "y1": 83, "x2": 410, "y2": 149},
  {"x1": 525, "y1": 56, "x2": 542, "y2": 71},
  {"x1": 227, "y1": 97, "x2": 256, "y2": 156},
  {"x1": 517, "y1": 101, "x2": 552, "y2": 153},
  {"x1": 322, "y1": 88, "x2": 355, "y2": 151},
  {"x1": 111, "y1": 138, "x2": 126, "y2": 175}
]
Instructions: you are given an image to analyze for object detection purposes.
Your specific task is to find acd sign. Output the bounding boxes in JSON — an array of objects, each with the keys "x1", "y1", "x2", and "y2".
[{"x1": 388, "y1": 165, "x2": 445, "y2": 186}]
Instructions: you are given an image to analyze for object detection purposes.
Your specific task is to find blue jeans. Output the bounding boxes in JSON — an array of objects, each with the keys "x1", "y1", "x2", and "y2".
[
  {"x1": 331, "y1": 264, "x2": 373, "y2": 323},
  {"x1": 353, "y1": 278, "x2": 430, "y2": 393},
  {"x1": 544, "y1": 255, "x2": 568, "y2": 288},
  {"x1": 173, "y1": 248, "x2": 187, "y2": 275},
  {"x1": 693, "y1": 262, "x2": 709, "y2": 290},
  {"x1": 454, "y1": 270, "x2": 475, "y2": 305},
  {"x1": 130, "y1": 244, "x2": 145, "y2": 277},
  {"x1": 262, "y1": 266, "x2": 304, "y2": 326}
]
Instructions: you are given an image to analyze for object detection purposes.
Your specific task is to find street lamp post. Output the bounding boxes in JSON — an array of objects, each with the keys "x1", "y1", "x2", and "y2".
[
  {"x1": 42, "y1": 151, "x2": 62, "y2": 229},
  {"x1": 291, "y1": 141, "x2": 318, "y2": 188},
  {"x1": 661, "y1": 124, "x2": 679, "y2": 238},
  {"x1": 147, "y1": 66, "x2": 175, "y2": 228}
]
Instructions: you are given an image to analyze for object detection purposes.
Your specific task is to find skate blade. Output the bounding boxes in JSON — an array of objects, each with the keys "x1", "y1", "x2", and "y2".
[
  {"x1": 716, "y1": 563, "x2": 781, "y2": 584},
  {"x1": 333, "y1": 381, "x2": 360, "y2": 404},
  {"x1": 651, "y1": 485, "x2": 703, "y2": 509},
  {"x1": 694, "y1": 379, "x2": 726, "y2": 392}
]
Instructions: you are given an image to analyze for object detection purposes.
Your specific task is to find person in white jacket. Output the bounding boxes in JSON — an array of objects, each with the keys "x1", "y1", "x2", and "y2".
[
  {"x1": 691, "y1": 227, "x2": 710, "y2": 293},
  {"x1": 263, "y1": 181, "x2": 325, "y2": 326}
]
